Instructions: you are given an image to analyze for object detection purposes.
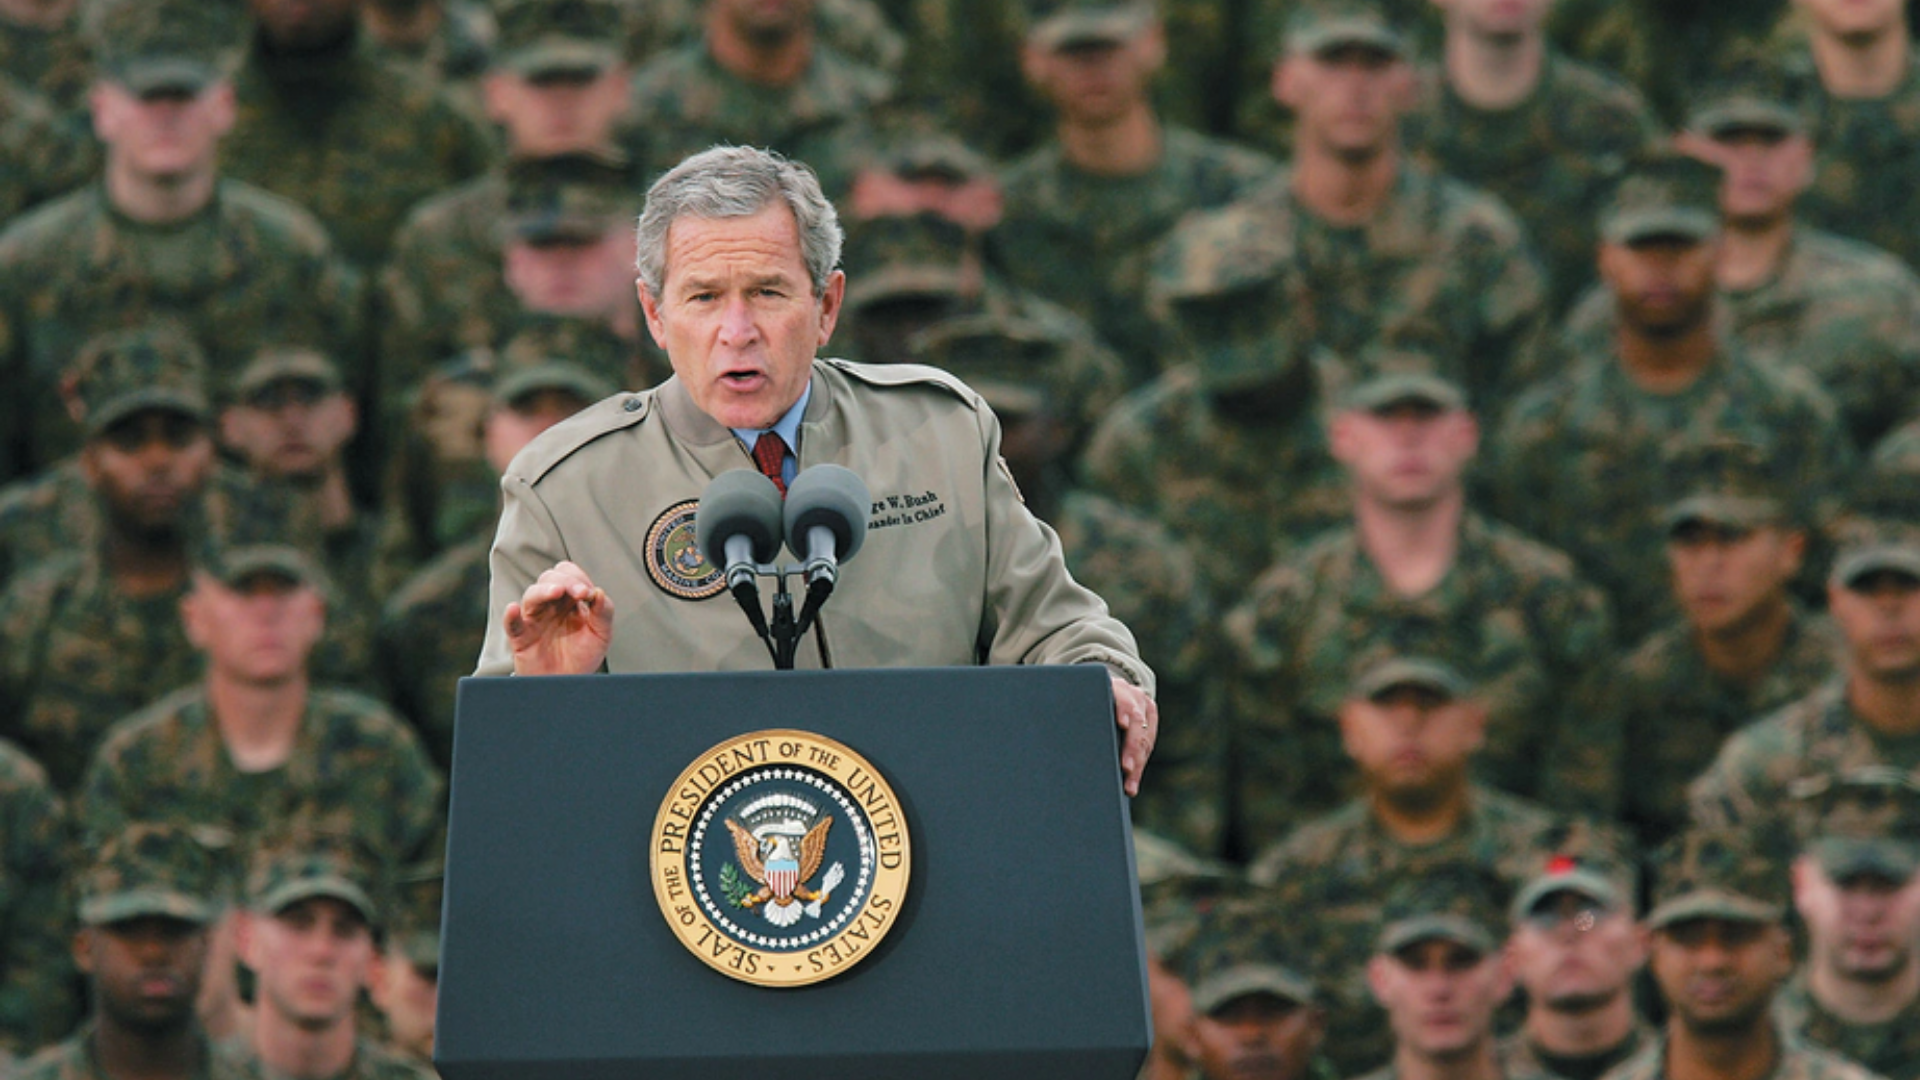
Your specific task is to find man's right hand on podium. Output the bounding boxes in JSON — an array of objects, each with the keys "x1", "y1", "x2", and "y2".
[{"x1": 505, "y1": 560, "x2": 614, "y2": 676}]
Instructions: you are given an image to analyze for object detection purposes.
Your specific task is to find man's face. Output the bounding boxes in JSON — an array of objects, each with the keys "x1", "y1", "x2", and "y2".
[
  {"x1": 220, "y1": 379, "x2": 357, "y2": 481},
  {"x1": 0, "y1": 0, "x2": 78, "y2": 28},
  {"x1": 1508, "y1": 891, "x2": 1646, "y2": 1013},
  {"x1": 639, "y1": 204, "x2": 844, "y2": 431},
  {"x1": 1694, "y1": 128, "x2": 1814, "y2": 227},
  {"x1": 181, "y1": 572, "x2": 326, "y2": 685},
  {"x1": 484, "y1": 390, "x2": 594, "y2": 475},
  {"x1": 1338, "y1": 685, "x2": 1486, "y2": 808},
  {"x1": 1021, "y1": 29, "x2": 1164, "y2": 127},
  {"x1": 91, "y1": 82, "x2": 235, "y2": 183},
  {"x1": 1329, "y1": 401, "x2": 1478, "y2": 511},
  {"x1": 76, "y1": 916, "x2": 209, "y2": 1034},
  {"x1": 1649, "y1": 917, "x2": 1792, "y2": 1035},
  {"x1": 505, "y1": 231, "x2": 640, "y2": 319},
  {"x1": 247, "y1": 0, "x2": 360, "y2": 48},
  {"x1": 712, "y1": 0, "x2": 815, "y2": 46},
  {"x1": 483, "y1": 67, "x2": 632, "y2": 157},
  {"x1": 1598, "y1": 236, "x2": 1721, "y2": 338},
  {"x1": 370, "y1": 950, "x2": 438, "y2": 1060},
  {"x1": 82, "y1": 410, "x2": 216, "y2": 539},
  {"x1": 240, "y1": 897, "x2": 374, "y2": 1029},
  {"x1": 1187, "y1": 993, "x2": 1325, "y2": 1080},
  {"x1": 1667, "y1": 522, "x2": 1804, "y2": 638},
  {"x1": 1275, "y1": 45, "x2": 1412, "y2": 163},
  {"x1": 1431, "y1": 0, "x2": 1551, "y2": 41},
  {"x1": 1368, "y1": 939, "x2": 1512, "y2": 1061},
  {"x1": 1795, "y1": 0, "x2": 1906, "y2": 43},
  {"x1": 1794, "y1": 856, "x2": 1920, "y2": 985},
  {"x1": 1829, "y1": 570, "x2": 1920, "y2": 684}
]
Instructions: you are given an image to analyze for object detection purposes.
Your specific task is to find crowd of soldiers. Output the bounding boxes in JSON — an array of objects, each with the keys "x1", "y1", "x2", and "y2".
[{"x1": 2, "y1": 0, "x2": 1920, "y2": 1077}]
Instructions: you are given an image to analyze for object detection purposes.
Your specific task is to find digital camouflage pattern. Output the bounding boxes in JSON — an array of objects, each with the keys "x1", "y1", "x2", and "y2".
[
  {"x1": 223, "y1": 29, "x2": 497, "y2": 269},
  {"x1": 1793, "y1": 54, "x2": 1920, "y2": 277},
  {"x1": 1602, "y1": 1027, "x2": 1882, "y2": 1080},
  {"x1": 0, "y1": 8, "x2": 92, "y2": 119},
  {"x1": 619, "y1": 0, "x2": 906, "y2": 77},
  {"x1": 0, "y1": 180, "x2": 365, "y2": 479},
  {"x1": 1499, "y1": 1025, "x2": 1655, "y2": 1080},
  {"x1": 1402, "y1": 53, "x2": 1661, "y2": 315},
  {"x1": 0, "y1": 76, "x2": 93, "y2": 227},
  {"x1": 0, "y1": 738, "x2": 76, "y2": 1056},
  {"x1": 375, "y1": 534, "x2": 488, "y2": 771},
  {"x1": 377, "y1": 170, "x2": 515, "y2": 394},
  {"x1": 881, "y1": 0, "x2": 1043, "y2": 160},
  {"x1": 992, "y1": 127, "x2": 1281, "y2": 386},
  {"x1": 78, "y1": 684, "x2": 444, "y2": 895},
  {"x1": 364, "y1": 0, "x2": 496, "y2": 92},
  {"x1": 12, "y1": 1026, "x2": 245, "y2": 1080},
  {"x1": 1616, "y1": 607, "x2": 1842, "y2": 849},
  {"x1": 1777, "y1": 973, "x2": 1920, "y2": 1080},
  {"x1": 1147, "y1": 165, "x2": 1551, "y2": 413},
  {"x1": 1222, "y1": 512, "x2": 1621, "y2": 844},
  {"x1": 622, "y1": 40, "x2": 890, "y2": 200},
  {"x1": 1542, "y1": 0, "x2": 1785, "y2": 125},
  {"x1": 1488, "y1": 342, "x2": 1854, "y2": 645},
  {"x1": 226, "y1": 1039, "x2": 434, "y2": 1080},
  {"x1": 1233, "y1": 0, "x2": 1442, "y2": 151},
  {"x1": 1561, "y1": 227, "x2": 1920, "y2": 451},
  {"x1": 1248, "y1": 793, "x2": 1624, "y2": 1077}
]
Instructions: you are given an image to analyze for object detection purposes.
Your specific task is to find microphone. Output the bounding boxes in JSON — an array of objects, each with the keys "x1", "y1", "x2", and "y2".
[
  {"x1": 695, "y1": 470, "x2": 784, "y2": 591},
  {"x1": 783, "y1": 465, "x2": 870, "y2": 588}
]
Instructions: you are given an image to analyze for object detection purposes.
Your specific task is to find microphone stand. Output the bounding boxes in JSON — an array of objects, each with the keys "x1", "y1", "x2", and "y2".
[{"x1": 751, "y1": 565, "x2": 836, "y2": 671}]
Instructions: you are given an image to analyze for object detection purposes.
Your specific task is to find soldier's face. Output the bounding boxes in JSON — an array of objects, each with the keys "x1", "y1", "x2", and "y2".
[
  {"x1": 1508, "y1": 892, "x2": 1646, "y2": 1012},
  {"x1": 1695, "y1": 128, "x2": 1813, "y2": 227},
  {"x1": 247, "y1": 0, "x2": 360, "y2": 48},
  {"x1": 1829, "y1": 570, "x2": 1920, "y2": 683},
  {"x1": 239, "y1": 898, "x2": 374, "y2": 1029},
  {"x1": 1367, "y1": 939, "x2": 1511, "y2": 1060},
  {"x1": 369, "y1": 949, "x2": 439, "y2": 1060},
  {"x1": 1793, "y1": 856, "x2": 1920, "y2": 984},
  {"x1": 1666, "y1": 523, "x2": 1804, "y2": 637},
  {"x1": 91, "y1": 81, "x2": 235, "y2": 182},
  {"x1": 76, "y1": 916, "x2": 208, "y2": 1032},
  {"x1": 1187, "y1": 993, "x2": 1325, "y2": 1080},
  {"x1": 82, "y1": 411, "x2": 216, "y2": 538},
  {"x1": 640, "y1": 204, "x2": 844, "y2": 431},
  {"x1": 220, "y1": 380, "x2": 358, "y2": 481},
  {"x1": 1276, "y1": 47, "x2": 1412, "y2": 163},
  {"x1": 1022, "y1": 30, "x2": 1164, "y2": 125},
  {"x1": 1598, "y1": 237, "x2": 1720, "y2": 338},
  {"x1": 484, "y1": 68, "x2": 632, "y2": 157},
  {"x1": 1796, "y1": 0, "x2": 1906, "y2": 42},
  {"x1": 505, "y1": 231, "x2": 639, "y2": 319},
  {"x1": 1648, "y1": 917, "x2": 1791, "y2": 1035},
  {"x1": 713, "y1": 0, "x2": 815, "y2": 45},
  {"x1": 181, "y1": 572, "x2": 326, "y2": 684},
  {"x1": 1432, "y1": 0, "x2": 1551, "y2": 40},
  {"x1": 484, "y1": 392, "x2": 593, "y2": 475},
  {"x1": 1330, "y1": 403, "x2": 1478, "y2": 511},
  {"x1": 1338, "y1": 687, "x2": 1486, "y2": 803}
]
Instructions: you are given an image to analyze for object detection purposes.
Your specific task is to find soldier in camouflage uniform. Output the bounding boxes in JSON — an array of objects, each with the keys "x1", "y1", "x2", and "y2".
[
  {"x1": 1778, "y1": 771, "x2": 1920, "y2": 1080},
  {"x1": 12, "y1": 824, "x2": 235, "y2": 1080},
  {"x1": 1613, "y1": 440, "x2": 1842, "y2": 849},
  {"x1": 1689, "y1": 514, "x2": 1920, "y2": 856},
  {"x1": 1247, "y1": 654, "x2": 1626, "y2": 1078},
  {"x1": 1490, "y1": 153, "x2": 1854, "y2": 646},
  {"x1": 619, "y1": 0, "x2": 905, "y2": 77},
  {"x1": 621, "y1": 0, "x2": 894, "y2": 202},
  {"x1": 224, "y1": 0, "x2": 497, "y2": 270},
  {"x1": 0, "y1": 0, "x2": 91, "y2": 121},
  {"x1": 1151, "y1": 0, "x2": 1551, "y2": 416},
  {"x1": 230, "y1": 834, "x2": 437, "y2": 1080},
  {"x1": 1500, "y1": 854, "x2": 1654, "y2": 1080},
  {"x1": 0, "y1": 0, "x2": 365, "y2": 481},
  {"x1": 361, "y1": 0, "x2": 496, "y2": 98},
  {"x1": 1176, "y1": 894, "x2": 1335, "y2": 1080},
  {"x1": 1134, "y1": 828, "x2": 1238, "y2": 1080},
  {"x1": 0, "y1": 75, "x2": 93, "y2": 225},
  {"x1": 1403, "y1": 0, "x2": 1662, "y2": 315},
  {"x1": 990, "y1": 0, "x2": 1281, "y2": 386},
  {"x1": 1611, "y1": 829, "x2": 1881, "y2": 1080},
  {"x1": 0, "y1": 737, "x2": 74, "y2": 1056},
  {"x1": 1233, "y1": 0, "x2": 1443, "y2": 151},
  {"x1": 1224, "y1": 371, "x2": 1618, "y2": 846},
  {"x1": 368, "y1": 865, "x2": 442, "y2": 1063},
  {"x1": 378, "y1": 0, "x2": 636, "y2": 394}
]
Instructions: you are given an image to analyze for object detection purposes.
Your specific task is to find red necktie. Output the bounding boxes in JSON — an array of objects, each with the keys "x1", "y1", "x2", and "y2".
[{"x1": 752, "y1": 431, "x2": 788, "y2": 496}]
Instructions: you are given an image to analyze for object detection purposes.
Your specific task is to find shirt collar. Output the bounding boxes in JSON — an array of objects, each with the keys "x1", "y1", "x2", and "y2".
[{"x1": 730, "y1": 382, "x2": 811, "y2": 456}]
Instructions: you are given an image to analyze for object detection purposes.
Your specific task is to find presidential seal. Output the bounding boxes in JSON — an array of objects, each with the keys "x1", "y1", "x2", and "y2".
[
  {"x1": 650, "y1": 730, "x2": 911, "y2": 988},
  {"x1": 644, "y1": 499, "x2": 724, "y2": 600}
]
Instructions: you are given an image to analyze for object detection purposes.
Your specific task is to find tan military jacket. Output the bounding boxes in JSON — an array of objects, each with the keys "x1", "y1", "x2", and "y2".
[{"x1": 477, "y1": 359, "x2": 1152, "y2": 689}]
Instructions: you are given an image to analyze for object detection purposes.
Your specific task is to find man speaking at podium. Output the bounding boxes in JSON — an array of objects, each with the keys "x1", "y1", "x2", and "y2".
[{"x1": 475, "y1": 145, "x2": 1159, "y2": 794}]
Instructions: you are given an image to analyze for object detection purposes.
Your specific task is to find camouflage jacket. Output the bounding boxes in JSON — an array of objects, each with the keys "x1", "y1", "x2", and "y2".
[
  {"x1": 1403, "y1": 51, "x2": 1661, "y2": 315},
  {"x1": 881, "y1": 0, "x2": 1043, "y2": 160},
  {"x1": 1561, "y1": 227, "x2": 1920, "y2": 450},
  {"x1": 224, "y1": 28, "x2": 498, "y2": 269},
  {"x1": 225, "y1": 1038, "x2": 436, "y2": 1080},
  {"x1": 0, "y1": 76, "x2": 93, "y2": 227},
  {"x1": 12, "y1": 1026, "x2": 243, "y2": 1080},
  {"x1": 0, "y1": 739, "x2": 75, "y2": 1056},
  {"x1": 365, "y1": 0, "x2": 496, "y2": 88},
  {"x1": 992, "y1": 127, "x2": 1282, "y2": 386},
  {"x1": 1599, "y1": 1023, "x2": 1888, "y2": 1080},
  {"x1": 1617, "y1": 607, "x2": 1842, "y2": 849},
  {"x1": 0, "y1": 180, "x2": 365, "y2": 478},
  {"x1": 78, "y1": 683, "x2": 445, "y2": 890},
  {"x1": 1489, "y1": 341, "x2": 1854, "y2": 645},
  {"x1": 0, "y1": 12, "x2": 90, "y2": 119},
  {"x1": 1776, "y1": 973, "x2": 1920, "y2": 1080},
  {"x1": 1501, "y1": 1024, "x2": 1658, "y2": 1080},
  {"x1": 376, "y1": 169, "x2": 512, "y2": 395},
  {"x1": 1796, "y1": 54, "x2": 1920, "y2": 277},
  {"x1": 1223, "y1": 511, "x2": 1620, "y2": 844},
  {"x1": 1147, "y1": 162, "x2": 1551, "y2": 413},
  {"x1": 1250, "y1": 786, "x2": 1628, "y2": 1078},
  {"x1": 375, "y1": 533, "x2": 490, "y2": 772}
]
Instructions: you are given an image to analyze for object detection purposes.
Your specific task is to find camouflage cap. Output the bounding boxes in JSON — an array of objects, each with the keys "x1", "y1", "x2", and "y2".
[
  {"x1": 843, "y1": 214, "x2": 979, "y2": 312},
  {"x1": 77, "y1": 823, "x2": 222, "y2": 927},
  {"x1": 1181, "y1": 896, "x2": 1318, "y2": 1014},
  {"x1": 231, "y1": 347, "x2": 345, "y2": 403},
  {"x1": 504, "y1": 149, "x2": 639, "y2": 244},
  {"x1": 1510, "y1": 852, "x2": 1634, "y2": 925},
  {"x1": 246, "y1": 832, "x2": 385, "y2": 927},
  {"x1": 1338, "y1": 370, "x2": 1467, "y2": 415},
  {"x1": 1830, "y1": 514, "x2": 1920, "y2": 588},
  {"x1": 1136, "y1": 827, "x2": 1237, "y2": 958},
  {"x1": 493, "y1": 0, "x2": 624, "y2": 79},
  {"x1": 869, "y1": 130, "x2": 996, "y2": 184},
  {"x1": 1798, "y1": 768, "x2": 1920, "y2": 883},
  {"x1": 70, "y1": 325, "x2": 211, "y2": 439},
  {"x1": 1647, "y1": 829, "x2": 1786, "y2": 930},
  {"x1": 1600, "y1": 152, "x2": 1723, "y2": 246},
  {"x1": 87, "y1": 0, "x2": 240, "y2": 96},
  {"x1": 1024, "y1": 0, "x2": 1157, "y2": 50},
  {"x1": 1284, "y1": 0, "x2": 1408, "y2": 59},
  {"x1": 493, "y1": 361, "x2": 616, "y2": 410},
  {"x1": 1661, "y1": 439, "x2": 1788, "y2": 535},
  {"x1": 1376, "y1": 867, "x2": 1504, "y2": 956},
  {"x1": 1349, "y1": 653, "x2": 1470, "y2": 703},
  {"x1": 201, "y1": 543, "x2": 332, "y2": 596},
  {"x1": 909, "y1": 314, "x2": 1082, "y2": 418},
  {"x1": 1686, "y1": 55, "x2": 1807, "y2": 139}
]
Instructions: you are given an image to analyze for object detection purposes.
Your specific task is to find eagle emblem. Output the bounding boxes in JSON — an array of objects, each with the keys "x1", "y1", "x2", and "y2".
[{"x1": 723, "y1": 795, "x2": 845, "y2": 928}]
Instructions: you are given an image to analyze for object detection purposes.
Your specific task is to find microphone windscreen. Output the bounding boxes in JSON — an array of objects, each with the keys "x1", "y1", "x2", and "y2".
[
  {"x1": 784, "y1": 465, "x2": 871, "y2": 562},
  {"x1": 696, "y1": 469, "x2": 785, "y2": 568}
]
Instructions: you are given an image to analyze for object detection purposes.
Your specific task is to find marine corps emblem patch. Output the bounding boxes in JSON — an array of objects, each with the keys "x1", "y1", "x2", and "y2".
[
  {"x1": 650, "y1": 730, "x2": 911, "y2": 987},
  {"x1": 644, "y1": 499, "x2": 724, "y2": 600}
]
